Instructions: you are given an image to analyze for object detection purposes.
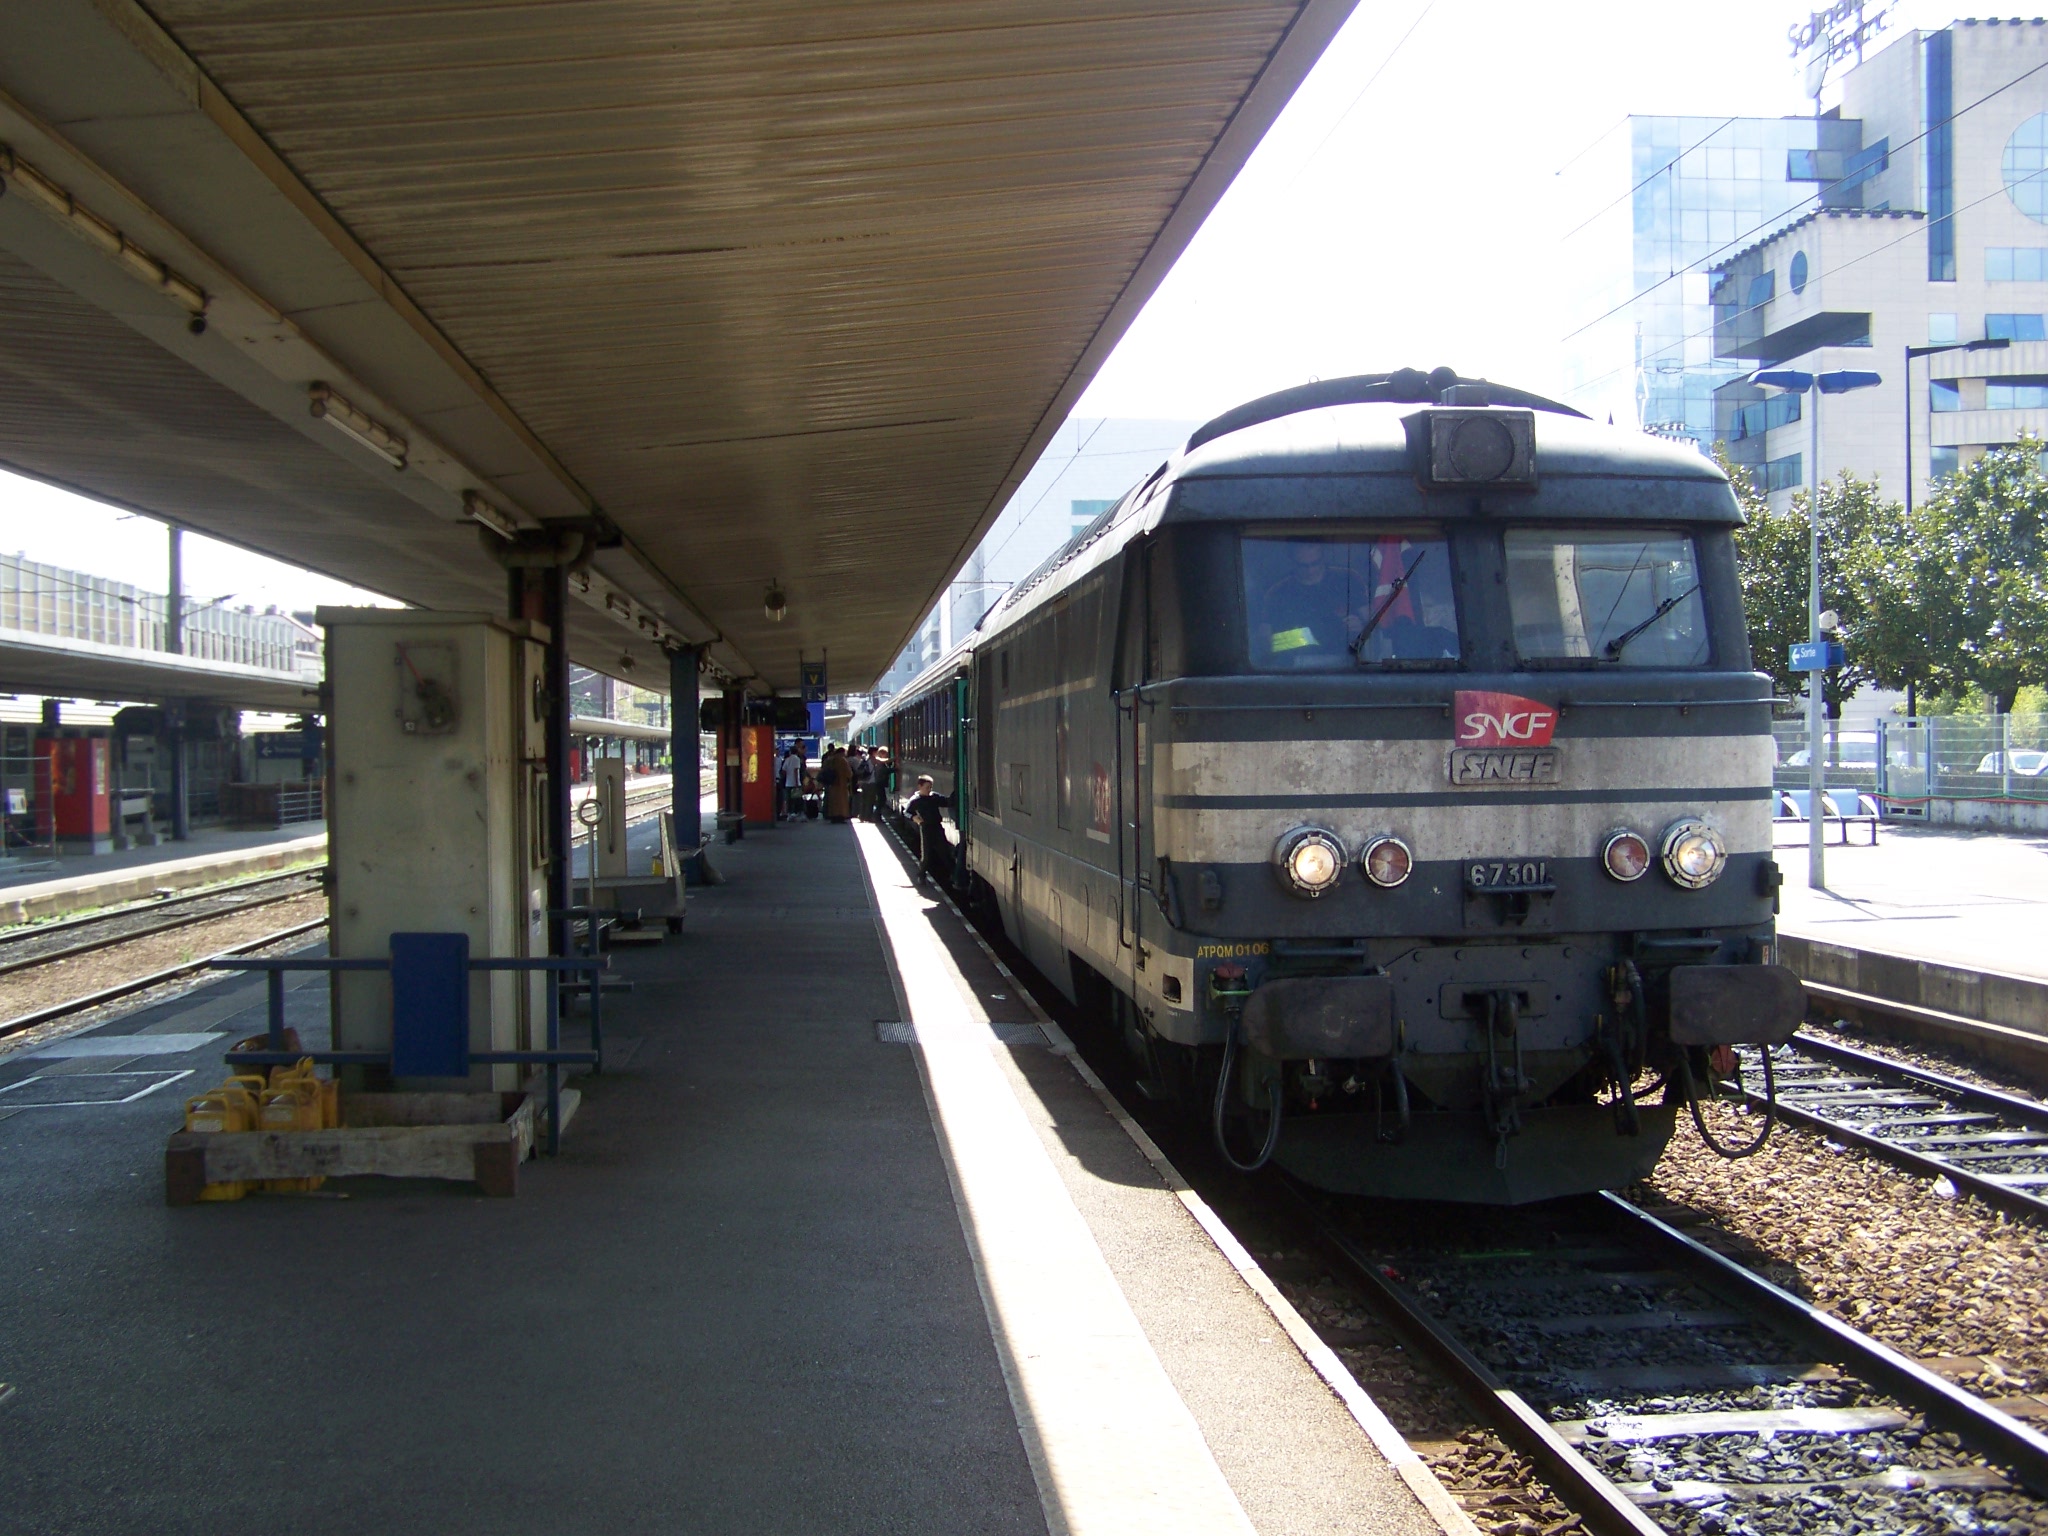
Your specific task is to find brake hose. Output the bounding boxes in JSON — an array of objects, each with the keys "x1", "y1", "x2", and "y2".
[
  {"x1": 1680, "y1": 1043, "x2": 1778, "y2": 1159},
  {"x1": 1212, "y1": 1020, "x2": 1283, "y2": 1173}
]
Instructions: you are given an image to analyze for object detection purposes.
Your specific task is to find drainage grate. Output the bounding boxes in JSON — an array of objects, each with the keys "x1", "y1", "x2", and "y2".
[{"x1": 0, "y1": 1070, "x2": 194, "y2": 1106}]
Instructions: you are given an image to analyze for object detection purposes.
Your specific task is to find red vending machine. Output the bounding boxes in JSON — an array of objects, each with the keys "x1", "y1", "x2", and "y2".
[
  {"x1": 740, "y1": 725, "x2": 775, "y2": 826},
  {"x1": 38, "y1": 735, "x2": 113, "y2": 854}
]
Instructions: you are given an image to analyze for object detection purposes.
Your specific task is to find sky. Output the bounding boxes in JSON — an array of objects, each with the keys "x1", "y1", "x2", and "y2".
[
  {"x1": 1074, "y1": 0, "x2": 1950, "y2": 421},
  {"x1": 0, "y1": 1, "x2": 1949, "y2": 618}
]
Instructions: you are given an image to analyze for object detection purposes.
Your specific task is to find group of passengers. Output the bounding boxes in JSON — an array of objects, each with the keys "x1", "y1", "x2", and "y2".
[
  {"x1": 777, "y1": 741, "x2": 896, "y2": 824},
  {"x1": 773, "y1": 738, "x2": 954, "y2": 884}
]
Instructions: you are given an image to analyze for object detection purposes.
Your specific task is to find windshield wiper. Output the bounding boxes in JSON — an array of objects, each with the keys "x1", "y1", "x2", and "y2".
[
  {"x1": 1603, "y1": 583, "x2": 1700, "y2": 659},
  {"x1": 1350, "y1": 547, "x2": 1429, "y2": 661}
]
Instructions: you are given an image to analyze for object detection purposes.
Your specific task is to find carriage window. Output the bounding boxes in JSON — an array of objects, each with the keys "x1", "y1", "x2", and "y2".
[
  {"x1": 1242, "y1": 533, "x2": 1459, "y2": 670},
  {"x1": 1504, "y1": 529, "x2": 1709, "y2": 667}
]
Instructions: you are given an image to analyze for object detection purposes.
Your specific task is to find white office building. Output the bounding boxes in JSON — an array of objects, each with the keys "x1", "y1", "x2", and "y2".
[{"x1": 1713, "y1": 20, "x2": 2048, "y2": 507}]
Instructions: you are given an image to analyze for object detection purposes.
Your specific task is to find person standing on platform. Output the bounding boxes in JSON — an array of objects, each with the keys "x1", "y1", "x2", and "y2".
[
  {"x1": 777, "y1": 742, "x2": 804, "y2": 822},
  {"x1": 821, "y1": 745, "x2": 852, "y2": 823},
  {"x1": 904, "y1": 774, "x2": 953, "y2": 884},
  {"x1": 867, "y1": 748, "x2": 892, "y2": 821},
  {"x1": 851, "y1": 745, "x2": 875, "y2": 821}
]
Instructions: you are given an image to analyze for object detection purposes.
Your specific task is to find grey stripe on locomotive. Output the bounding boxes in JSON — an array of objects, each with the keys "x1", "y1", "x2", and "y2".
[{"x1": 863, "y1": 369, "x2": 1799, "y2": 1204}]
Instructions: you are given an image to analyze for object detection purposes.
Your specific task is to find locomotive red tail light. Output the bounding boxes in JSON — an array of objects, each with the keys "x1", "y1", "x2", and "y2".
[
  {"x1": 1361, "y1": 834, "x2": 1413, "y2": 888},
  {"x1": 1601, "y1": 829, "x2": 1651, "y2": 882}
]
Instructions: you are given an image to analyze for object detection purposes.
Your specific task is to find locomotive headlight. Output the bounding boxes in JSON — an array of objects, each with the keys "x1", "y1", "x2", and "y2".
[
  {"x1": 1660, "y1": 818, "x2": 1727, "y2": 889},
  {"x1": 1360, "y1": 834, "x2": 1413, "y2": 888},
  {"x1": 1273, "y1": 826, "x2": 1346, "y2": 898},
  {"x1": 1600, "y1": 829, "x2": 1652, "y2": 883}
]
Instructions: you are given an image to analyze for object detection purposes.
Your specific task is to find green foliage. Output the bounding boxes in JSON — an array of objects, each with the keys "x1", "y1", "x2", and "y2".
[
  {"x1": 1719, "y1": 447, "x2": 1881, "y2": 709},
  {"x1": 1902, "y1": 441, "x2": 2048, "y2": 713},
  {"x1": 1722, "y1": 441, "x2": 2048, "y2": 715}
]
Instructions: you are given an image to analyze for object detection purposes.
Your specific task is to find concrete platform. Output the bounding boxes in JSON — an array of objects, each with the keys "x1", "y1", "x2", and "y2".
[
  {"x1": 0, "y1": 806, "x2": 1460, "y2": 1534},
  {"x1": 0, "y1": 827, "x2": 327, "y2": 925},
  {"x1": 1775, "y1": 822, "x2": 2048, "y2": 980}
]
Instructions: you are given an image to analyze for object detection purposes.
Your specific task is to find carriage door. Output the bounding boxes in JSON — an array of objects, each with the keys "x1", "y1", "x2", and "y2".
[{"x1": 1114, "y1": 541, "x2": 1154, "y2": 957}]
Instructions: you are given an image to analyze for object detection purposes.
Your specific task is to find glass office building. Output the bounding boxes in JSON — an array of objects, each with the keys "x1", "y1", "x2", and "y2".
[{"x1": 1560, "y1": 114, "x2": 1871, "y2": 439}]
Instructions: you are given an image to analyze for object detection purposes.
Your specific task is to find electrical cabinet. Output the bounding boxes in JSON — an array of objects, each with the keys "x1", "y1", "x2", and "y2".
[{"x1": 320, "y1": 609, "x2": 550, "y2": 1089}]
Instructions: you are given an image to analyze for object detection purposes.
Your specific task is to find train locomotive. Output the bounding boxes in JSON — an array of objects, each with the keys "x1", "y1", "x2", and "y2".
[{"x1": 862, "y1": 368, "x2": 1801, "y2": 1203}]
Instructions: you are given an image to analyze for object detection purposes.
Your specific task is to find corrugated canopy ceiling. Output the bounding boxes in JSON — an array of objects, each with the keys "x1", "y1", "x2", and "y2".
[{"x1": 0, "y1": 0, "x2": 1351, "y2": 691}]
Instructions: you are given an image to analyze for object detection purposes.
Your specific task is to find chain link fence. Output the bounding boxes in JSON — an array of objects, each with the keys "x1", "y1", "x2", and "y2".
[{"x1": 1773, "y1": 715, "x2": 2048, "y2": 805}]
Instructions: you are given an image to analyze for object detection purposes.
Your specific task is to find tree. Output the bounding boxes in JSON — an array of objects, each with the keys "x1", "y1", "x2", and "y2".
[
  {"x1": 1719, "y1": 447, "x2": 1885, "y2": 712},
  {"x1": 1845, "y1": 495, "x2": 1953, "y2": 715},
  {"x1": 1893, "y1": 441, "x2": 2048, "y2": 713}
]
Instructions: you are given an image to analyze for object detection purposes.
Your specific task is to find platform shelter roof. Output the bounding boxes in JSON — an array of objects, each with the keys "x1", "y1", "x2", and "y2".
[{"x1": 0, "y1": 1, "x2": 1352, "y2": 692}]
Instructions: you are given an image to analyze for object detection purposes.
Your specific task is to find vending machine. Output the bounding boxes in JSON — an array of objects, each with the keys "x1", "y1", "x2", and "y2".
[{"x1": 37, "y1": 734, "x2": 112, "y2": 854}]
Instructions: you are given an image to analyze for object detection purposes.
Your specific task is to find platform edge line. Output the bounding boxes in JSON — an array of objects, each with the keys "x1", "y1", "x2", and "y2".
[
  {"x1": 885, "y1": 824, "x2": 1481, "y2": 1536},
  {"x1": 849, "y1": 824, "x2": 1070, "y2": 1536}
]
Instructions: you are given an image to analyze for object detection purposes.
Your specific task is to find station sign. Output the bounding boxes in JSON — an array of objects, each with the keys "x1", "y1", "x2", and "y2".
[{"x1": 1788, "y1": 641, "x2": 1846, "y2": 672}]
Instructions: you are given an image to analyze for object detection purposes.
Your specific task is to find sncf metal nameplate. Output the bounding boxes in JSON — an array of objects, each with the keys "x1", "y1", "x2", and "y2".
[{"x1": 1449, "y1": 747, "x2": 1560, "y2": 786}]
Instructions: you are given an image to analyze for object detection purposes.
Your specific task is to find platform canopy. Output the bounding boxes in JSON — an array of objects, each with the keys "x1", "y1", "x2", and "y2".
[
  {"x1": 0, "y1": 628, "x2": 316, "y2": 713},
  {"x1": 0, "y1": 1, "x2": 1352, "y2": 692}
]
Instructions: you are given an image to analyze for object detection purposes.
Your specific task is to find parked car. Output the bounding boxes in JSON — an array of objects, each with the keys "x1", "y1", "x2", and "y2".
[
  {"x1": 1973, "y1": 749, "x2": 2048, "y2": 776},
  {"x1": 1783, "y1": 732, "x2": 1906, "y2": 769}
]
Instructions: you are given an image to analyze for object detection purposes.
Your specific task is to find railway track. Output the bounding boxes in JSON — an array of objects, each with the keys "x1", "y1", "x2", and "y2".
[
  {"x1": 1294, "y1": 1185, "x2": 2048, "y2": 1536},
  {"x1": 0, "y1": 868, "x2": 325, "y2": 979},
  {"x1": 0, "y1": 917, "x2": 328, "y2": 1045},
  {"x1": 1745, "y1": 1033, "x2": 2048, "y2": 1226},
  {"x1": 896, "y1": 817, "x2": 2048, "y2": 1535}
]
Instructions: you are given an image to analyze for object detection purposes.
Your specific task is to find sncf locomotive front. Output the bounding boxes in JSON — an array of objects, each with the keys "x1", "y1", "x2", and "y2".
[{"x1": 991, "y1": 373, "x2": 1801, "y2": 1204}]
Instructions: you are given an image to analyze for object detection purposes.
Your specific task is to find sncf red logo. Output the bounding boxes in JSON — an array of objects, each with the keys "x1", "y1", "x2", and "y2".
[{"x1": 1454, "y1": 691, "x2": 1558, "y2": 748}]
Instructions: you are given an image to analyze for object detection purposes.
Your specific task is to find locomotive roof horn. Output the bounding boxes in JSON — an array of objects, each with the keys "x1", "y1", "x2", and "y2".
[{"x1": 1184, "y1": 369, "x2": 1586, "y2": 454}]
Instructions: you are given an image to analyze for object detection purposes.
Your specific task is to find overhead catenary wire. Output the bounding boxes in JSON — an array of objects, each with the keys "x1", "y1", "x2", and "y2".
[
  {"x1": 1567, "y1": 156, "x2": 2048, "y2": 406},
  {"x1": 1561, "y1": 50, "x2": 2048, "y2": 352}
]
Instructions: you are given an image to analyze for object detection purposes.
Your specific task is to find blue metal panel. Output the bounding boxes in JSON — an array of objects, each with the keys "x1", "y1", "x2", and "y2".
[{"x1": 390, "y1": 931, "x2": 470, "y2": 1078}]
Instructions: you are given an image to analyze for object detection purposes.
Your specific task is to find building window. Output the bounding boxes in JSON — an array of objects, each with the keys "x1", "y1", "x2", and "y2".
[
  {"x1": 1986, "y1": 377, "x2": 2048, "y2": 410},
  {"x1": 1930, "y1": 379, "x2": 1963, "y2": 413},
  {"x1": 1987, "y1": 314, "x2": 2048, "y2": 342},
  {"x1": 1930, "y1": 313, "x2": 1958, "y2": 344},
  {"x1": 1789, "y1": 251, "x2": 1809, "y2": 293},
  {"x1": 1731, "y1": 392, "x2": 1801, "y2": 440},
  {"x1": 1744, "y1": 271, "x2": 1775, "y2": 309},
  {"x1": 1929, "y1": 446, "x2": 1960, "y2": 481},
  {"x1": 1926, "y1": 30, "x2": 1955, "y2": 280},
  {"x1": 1987, "y1": 247, "x2": 2048, "y2": 282},
  {"x1": 1762, "y1": 453, "x2": 1804, "y2": 493},
  {"x1": 2006, "y1": 113, "x2": 2048, "y2": 224}
]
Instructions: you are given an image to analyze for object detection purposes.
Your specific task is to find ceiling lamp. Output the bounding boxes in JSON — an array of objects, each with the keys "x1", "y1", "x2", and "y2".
[
  {"x1": 764, "y1": 583, "x2": 787, "y2": 623},
  {"x1": 309, "y1": 383, "x2": 407, "y2": 469}
]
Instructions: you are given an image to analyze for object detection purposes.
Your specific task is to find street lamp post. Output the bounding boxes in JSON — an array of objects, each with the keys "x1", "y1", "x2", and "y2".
[
  {"x1": 1750, "y1": 366, "x2": 1884, "y2": 891},
  {"x1": 1904, "y1": 337, "x2": 2009, "y2": 518}
]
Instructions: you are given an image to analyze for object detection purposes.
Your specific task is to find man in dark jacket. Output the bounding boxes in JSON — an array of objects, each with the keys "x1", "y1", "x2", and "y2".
[{"x1": 904, "y1": 774, "x2": 953, "y2": 884}]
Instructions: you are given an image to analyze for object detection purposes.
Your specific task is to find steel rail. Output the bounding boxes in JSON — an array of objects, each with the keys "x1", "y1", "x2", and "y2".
[
  {"x1": 1283, "y1": 1182, "x2": 1666, "y2": 1536},
  {"x1": 1294, "y1": 1181, "x2": 2048, "y2": 1535},
  {"x1": 0, "y1": 865, "x2": 324, "y2": 948},
  {"x1": 0, "y1": 917, "x2": 326, "y2": 1043},
  {"x1": 1603, "y1": 1192, "x2": 2048, "y2": 1495},
  {"x1": 1751, "y1": 1033, "x2": 2048, "y2": 1225},
  {"x1": 0, "y1": 886, "x2": 318, "y2": 980}
]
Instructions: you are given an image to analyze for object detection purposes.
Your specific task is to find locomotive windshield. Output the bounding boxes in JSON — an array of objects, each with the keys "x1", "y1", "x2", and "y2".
[
  {"x1": 1243, "y1": 533, "x2": 1459, "y2": 671},
  {"x1": 1504, "y1": 528, "x2": 1709, "y2": 667}
]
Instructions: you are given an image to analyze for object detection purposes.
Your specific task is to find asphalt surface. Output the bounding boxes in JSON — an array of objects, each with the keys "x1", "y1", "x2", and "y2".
[{"x1": 0, "y1": 820, "x2": 1041, "y2": 1535}]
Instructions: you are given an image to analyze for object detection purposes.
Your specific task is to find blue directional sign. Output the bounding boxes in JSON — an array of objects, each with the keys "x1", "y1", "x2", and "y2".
[{"x1": 1789, "y1": 641, "x2": 1846, "y2": 671}]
